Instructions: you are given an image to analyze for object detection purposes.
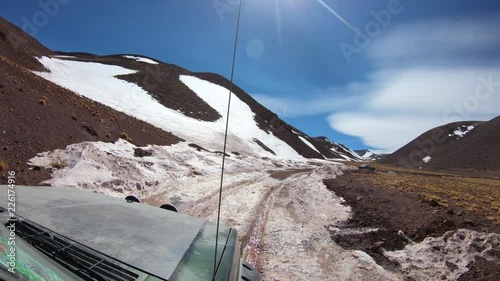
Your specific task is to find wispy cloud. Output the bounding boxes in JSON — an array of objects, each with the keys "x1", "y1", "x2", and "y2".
[
  {"x1": 367, "y1": 16, "x2": 500, "y2": 64},
  {"x1": 328, "y1": 67, "x2": 500, "y2": 151},
  {"x1": 254, "y1": 16, "x2": 500, "y2": 152},
  {"x1": 252, "y1": 84, "x2": 367, "y2": 117}
]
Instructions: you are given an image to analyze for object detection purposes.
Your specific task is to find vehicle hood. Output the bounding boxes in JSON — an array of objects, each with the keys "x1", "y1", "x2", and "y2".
[{"x1": 0, "y1": 185, "x2": 230, "y2": 280}]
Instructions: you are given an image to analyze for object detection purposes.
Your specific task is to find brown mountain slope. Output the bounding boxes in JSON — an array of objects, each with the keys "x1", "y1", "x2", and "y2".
[
  {"x1": 191, "y1": 73, "x2": 361, "y2": 160},
  {"x1": 0, "y1": 20, "x2": 182, "y2": 185},
  {"x1": 0, "y1": 17, "x2": 51, "y2": 71},
  {"x1": 51, "y1": 52, "x2": 222, "y2": 122},
  {"x1": 379, "y1": 116, "x2": 500, "y2": 172}
]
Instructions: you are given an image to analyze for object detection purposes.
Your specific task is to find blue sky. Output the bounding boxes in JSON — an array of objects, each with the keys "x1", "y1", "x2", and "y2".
[{"x1": 2, "y1": 0, "x2": 500, "y2": 152}]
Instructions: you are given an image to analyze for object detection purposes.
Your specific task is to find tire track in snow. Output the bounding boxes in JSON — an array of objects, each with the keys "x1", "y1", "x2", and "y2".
[
  {"x1": 177, "y1": 168, "x2": 313, "y2": 270},
  {"x1": 240, "y1": 171, "x2": 311, "y2": 268},
  {"x1": 181, "y1": 173, "x2": 271, "y2": 218},
  {"x1": 258, "y1": 165, "x2": 402, "y2": 281}
]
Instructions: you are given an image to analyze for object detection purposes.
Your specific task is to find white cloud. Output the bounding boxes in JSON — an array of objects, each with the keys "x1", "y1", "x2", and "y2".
[
  {"x1": 328, "y1": 113, "x2": 439, "y2": 153},
  {"x1": 327, "y1": 16, "x2": 500, "y2": 151},
  {"x1": 367, "y1": 16, "x2": 500, "y2": 63},
  {"x1": 366, "y1": 68, "x2": 500, "y2": 114},
  {"x1": 252, "y1": 86, "x2": 367, "y2": 117},
  {"x1": 328, "y1": 67, "x2": 500, "y2": 151},
  {"x1": 256, "y1": 16, "x2": 500, "y2": 152},
  {"x1": 256, "y1": 66, "x2": 500, "y2": 152}
]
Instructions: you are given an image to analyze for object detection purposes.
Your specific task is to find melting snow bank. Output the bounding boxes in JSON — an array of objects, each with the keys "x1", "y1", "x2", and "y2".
[
  {"x1": 28, "y1": 139, "x2": 308, "y2": 198},
  {"x1": 385, "y1": 229, "x2": 500, "y2": 281}
]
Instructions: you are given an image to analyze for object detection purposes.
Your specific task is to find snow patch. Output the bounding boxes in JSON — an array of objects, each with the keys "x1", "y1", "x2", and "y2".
[
  {"x1": 385, "y1": 229, "x2": 500, "y2": 281},
  {"x1": 298, "y1": 135, "x2": 322, "y2": 155},
  {"x1": 448, "y1": 124, "x2": 476, "y2": 138},
  {"x1": 329, "y1": 141, "x2": 360, "y2": 161},
  {"x1": 33, "y1": 57, "x2": 302, "y2": 159},
  {"x1": 123, "y1": 55, "x2": 159, "y2": 64},
  {"x1": 361, "y1": 150, "x2": 375, "y2": 158},
  {"x1": 423, "y1": 156, "x2": 432, "y2": 163},
  {"x1": 179, "y1": 75, "x2": 302, "y2": 159},
  {"x1": 337, "y1": 153, "x2": 353, "y2": 161},
  {"x1": 27, "y1": 139, "x2": 307, "y2": 198}
]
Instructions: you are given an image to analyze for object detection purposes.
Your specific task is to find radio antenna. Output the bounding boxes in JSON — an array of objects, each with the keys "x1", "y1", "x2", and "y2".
[{"x1": 213, "y1": 0, "x2": 243, "y2": 279}]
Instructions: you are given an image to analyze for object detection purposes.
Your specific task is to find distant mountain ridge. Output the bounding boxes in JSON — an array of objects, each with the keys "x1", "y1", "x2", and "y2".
[{"x1": 354, "y1": 150, "x2": 386, "y2": 161}]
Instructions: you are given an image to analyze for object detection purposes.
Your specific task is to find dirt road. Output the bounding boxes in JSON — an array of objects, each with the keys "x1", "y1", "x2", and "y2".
[
  {"x1": 144, "y1": 167, "x2": 317, "y2": 265},
  {"x1": 144, "y1": 164, "x2": 405, "y2": 281}
]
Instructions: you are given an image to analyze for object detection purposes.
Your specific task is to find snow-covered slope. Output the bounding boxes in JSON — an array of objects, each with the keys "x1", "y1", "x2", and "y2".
[
  {"x1": 298, "y1": 136, "x2": 322, "y2": 156},
  {"x1": 359, "y1": 150, "x2": 375, "y2": 159},
  {"x1": 354, "y1": 149, "x2": 387, "y2": 161},
  {"x1": 34, "y1": 57, "x2": 302, "y2": 159},
  {"x1": 311, "y1": 137, "x2": 363, "y2": 161}
]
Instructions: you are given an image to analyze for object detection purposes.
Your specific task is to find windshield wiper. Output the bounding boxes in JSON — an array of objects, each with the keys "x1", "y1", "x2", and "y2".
[{"x1": 12, "y1": 220, "x2": 109, "y2": 281}]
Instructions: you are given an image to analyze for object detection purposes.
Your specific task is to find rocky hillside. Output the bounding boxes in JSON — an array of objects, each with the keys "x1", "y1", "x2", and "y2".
[
  {"x1": 379, "y1": 116, "x2": 500, "y2": 173},
  {"x1": 0, "y1": 17, "x2": 360, "y2": 185}
]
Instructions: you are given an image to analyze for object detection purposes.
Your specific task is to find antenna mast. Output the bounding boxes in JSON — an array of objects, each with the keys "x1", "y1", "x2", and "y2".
[{"x1": 213, "y1": 0, "x2": 243, "y2": 279}]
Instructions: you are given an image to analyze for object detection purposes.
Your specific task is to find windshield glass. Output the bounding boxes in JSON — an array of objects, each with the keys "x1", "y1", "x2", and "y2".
[{"x1": 170, "y1": 222, "x2": 236, "y2": 281}]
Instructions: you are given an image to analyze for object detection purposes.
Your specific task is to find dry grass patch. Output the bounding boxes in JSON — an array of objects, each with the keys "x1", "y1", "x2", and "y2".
[
  {"x1": 354, "y1": 171, "x2": 500, "y2": 223},
  {"x1": 119, "y1": 132, "x2": 133, "y2": 142},
  {"x1": 50, "y1": 161, "x2": 67, "y2": 169},
  {"x1": 0, "y1": 161, "x2": 8, "y2": 172}
]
